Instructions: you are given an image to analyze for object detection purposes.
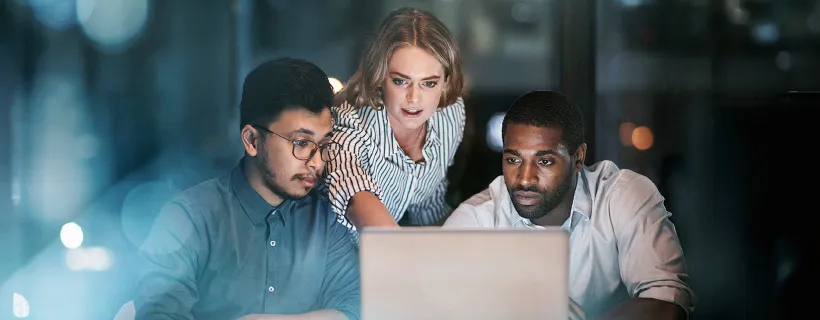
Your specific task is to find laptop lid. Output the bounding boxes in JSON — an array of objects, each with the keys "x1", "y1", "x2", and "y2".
[{"x1": 359, "y1": 227, "x2": 569, "y2": 320}]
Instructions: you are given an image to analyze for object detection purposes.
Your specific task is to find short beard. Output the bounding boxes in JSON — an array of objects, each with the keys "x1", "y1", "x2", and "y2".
[
  {"x1": 256, "y1": 145, "x2": 307, "y2": 201},
  {"x1": 509, "y1": 176, "x2": 572, "y2": 221}
]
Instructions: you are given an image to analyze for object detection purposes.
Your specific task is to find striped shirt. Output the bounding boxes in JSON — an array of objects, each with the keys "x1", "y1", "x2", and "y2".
[{"x1": 325, "y1": 98, "x2": 466, "y2": 234}]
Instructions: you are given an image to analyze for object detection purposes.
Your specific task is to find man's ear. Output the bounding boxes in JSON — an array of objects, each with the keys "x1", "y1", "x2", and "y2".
[
  {"x1": 241, "y1": 124, "x2": 260, "y2": 157},
  {"x1": 574, "y1": 143, "x2": 587, "y2": 172}
]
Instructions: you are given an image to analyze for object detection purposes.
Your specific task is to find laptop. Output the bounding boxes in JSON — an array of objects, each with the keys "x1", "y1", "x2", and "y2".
[{"x1": 359, "y1": 227, "x2": 569, "y2": 320}]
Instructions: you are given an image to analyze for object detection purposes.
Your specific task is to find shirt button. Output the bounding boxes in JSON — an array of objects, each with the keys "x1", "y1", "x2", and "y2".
[
  {"x1": 269, "y1": 241, "x2": 276, "y2": 247},
  {"x1": 268, "y1": 286, "x2": 275, "y2": 293},
  {"x1": 270, "y1": 209, "x2": 277, "y2": 216}
]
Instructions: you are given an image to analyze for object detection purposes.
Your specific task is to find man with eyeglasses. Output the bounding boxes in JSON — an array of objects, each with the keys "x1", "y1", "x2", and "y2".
[{"x1": 134, "y1": 58, "x2": 359, "y2": 320}]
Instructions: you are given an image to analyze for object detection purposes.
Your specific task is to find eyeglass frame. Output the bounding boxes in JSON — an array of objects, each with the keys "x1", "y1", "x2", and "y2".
[{"x1": 251, "y1": 124, "x2": 340, "y2": 162}]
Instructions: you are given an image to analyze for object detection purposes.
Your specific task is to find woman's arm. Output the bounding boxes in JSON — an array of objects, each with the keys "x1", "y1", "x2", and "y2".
[
  {"x1": 325, "y1": 104, "x2": 397, "y2": 231},
  {"x1": 346, "y1": 191, "x2": 399, "y2": 228}
]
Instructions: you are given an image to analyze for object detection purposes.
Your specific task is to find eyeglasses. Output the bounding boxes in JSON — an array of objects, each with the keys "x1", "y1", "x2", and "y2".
[{"x1": 252, "y1": 125, "x2": 340, "y2": 162}]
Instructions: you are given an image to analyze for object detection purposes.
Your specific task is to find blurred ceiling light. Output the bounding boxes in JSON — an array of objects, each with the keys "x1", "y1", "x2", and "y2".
[
  {"x1": 60, "y1": 222, "x2": 84, "y2": 249},
  {"x1": 13, "y1": 292, "x2": 30, "y2": 318},
  {"x1": 29, "y1": 0, "x2": 77, "y2": 30},
  {"x1": 631, "y1": 126, "x2": 654, "y2": 151},
  {"x1": 725, "y1": 0, "x2": 749, "y2": 25},
  {"x1": 618, "y1": 0, "x2": 645, "y2": 8},
  {"x1": 76, "y1": 0, "x2": 151, "y2": 53},
  {"x1": 486, "y1": 112, "x2": 505, "y2": 153},
  {"x1": 619, "y1": 122, "x2": 636, "y2": 147},
  {"x1": 328, "y1": 77, "x2": 344, "y2": 94},
  {"x1": 752, "y1": 22, "x2": 780, "y2": 45}
]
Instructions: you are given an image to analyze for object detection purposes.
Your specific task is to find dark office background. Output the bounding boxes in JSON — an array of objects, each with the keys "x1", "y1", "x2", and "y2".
[{"x1": 1, "y1": 0, "x2": 819, "y2": 319}]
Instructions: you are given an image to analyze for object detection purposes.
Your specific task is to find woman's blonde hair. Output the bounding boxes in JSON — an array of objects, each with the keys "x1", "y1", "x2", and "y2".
[{"x1": 334, "y1": 7, "x2": 465, "y2": 110}]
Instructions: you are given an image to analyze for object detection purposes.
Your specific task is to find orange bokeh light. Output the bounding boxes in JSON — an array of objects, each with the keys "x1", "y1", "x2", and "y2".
[{"x1": 631, "y1": 126, "x2": 654, "y2": 151}]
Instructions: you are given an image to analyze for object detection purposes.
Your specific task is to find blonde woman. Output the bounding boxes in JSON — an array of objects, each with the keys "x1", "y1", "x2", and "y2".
[{"x1": 326, "y1": 7, "x2": 466, "y2": 236}]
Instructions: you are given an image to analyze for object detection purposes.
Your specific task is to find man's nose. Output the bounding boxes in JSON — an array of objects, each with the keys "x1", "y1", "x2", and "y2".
[
  {"x1": 306, "y1": 148, "x2": 324, "y2": 172},
  {"x1": 517, "y1": 163, "x2": 538, "y2": 187}
]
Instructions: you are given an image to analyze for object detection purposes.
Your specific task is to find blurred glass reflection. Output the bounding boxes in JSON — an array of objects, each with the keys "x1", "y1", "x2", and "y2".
[
  {"x1": 12, "y1": 292, "x2": 30, "y2": 318},
  {"x1": 76, "y1": 0, "x2": 150, "y2": 53}
]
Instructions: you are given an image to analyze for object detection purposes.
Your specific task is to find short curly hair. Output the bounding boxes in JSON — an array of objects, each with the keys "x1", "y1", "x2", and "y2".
[
  {"x1": 502, "y1": 91, "x2": 585, "y2": 153},
  {"x1": 239, "y1": 57, "x2": 334, "y2": 129}
]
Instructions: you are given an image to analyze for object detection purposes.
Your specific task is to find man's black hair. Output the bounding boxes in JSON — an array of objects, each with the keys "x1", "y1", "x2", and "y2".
[
  {"x1": 239, "y1": 57, "x2": 334, "y2": 129},
  {"x1": 501, "y1": 90, "x2": 585, "y2": 153}
]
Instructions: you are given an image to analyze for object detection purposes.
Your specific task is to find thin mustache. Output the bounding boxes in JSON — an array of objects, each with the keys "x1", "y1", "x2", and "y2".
[
  {"x1": 513, "y1": 186, "x2": 539, "y2": 193},
  {"x1": 292, "y1": 174, "x2": 320, "y2": 181}
]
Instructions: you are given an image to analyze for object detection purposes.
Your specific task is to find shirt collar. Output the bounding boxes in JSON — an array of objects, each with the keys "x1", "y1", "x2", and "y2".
[
  {"x1": 505, "y1": 169, "x2": 593, "y2": 232},
  {"x1": 363, "y1": 107, "x2": 442, "y2": 163},
  {"x1": 231, "y1": 160, "x2": 294, "y2": 226},
  {"x1": 570, "y1": 169, "x2": 592, "y2": 221}
]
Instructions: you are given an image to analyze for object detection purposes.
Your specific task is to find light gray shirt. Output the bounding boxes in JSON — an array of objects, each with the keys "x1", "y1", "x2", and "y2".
[{"x1": 443, "y1": 160, "x2": 694, "y2": 317}]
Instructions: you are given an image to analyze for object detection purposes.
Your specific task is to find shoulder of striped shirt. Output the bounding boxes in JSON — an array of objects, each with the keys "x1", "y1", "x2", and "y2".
[
  {"x1": 332, "y1": 103, "x2": 362, "y2": 125},
  {"x1": 434, "y1": 98, "x2": 467, "y2": 144},
  {"x1": 447, "y1": 97, "x2": 466, "y2": 115},
  {"x1": 332, "y1": 104, "x2": 370, "y2": 134}
]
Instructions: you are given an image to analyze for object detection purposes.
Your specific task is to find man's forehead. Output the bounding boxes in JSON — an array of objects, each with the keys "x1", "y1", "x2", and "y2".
[
  {"x1": 272, "y1": 107, "x2": 332, "y2": 135},
  {"x1": 506, "y1": 123, "x2": 563, "y2": 136},
  {"x1": 504, "y1": 141, "x2": 568, "y2": 156},
  {"x1": 504, "y1": 144, "x2": 569, "y2": 156},
  {"x1": 504, "y1": 125, "x2": 564, "y2": 148}
]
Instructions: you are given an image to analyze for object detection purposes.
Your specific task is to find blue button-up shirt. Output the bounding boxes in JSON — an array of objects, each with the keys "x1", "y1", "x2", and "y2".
[{"x1": 134, "y1": 162, "x2": 361, "y2": 320}]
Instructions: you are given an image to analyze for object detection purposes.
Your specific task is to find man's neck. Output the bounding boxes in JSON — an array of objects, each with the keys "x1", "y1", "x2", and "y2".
[
  {"x1": 532, "y1": 205, "x2": 572, "y2": 227},
  {"x1": 243, "y1": 158, "x2": 284, "y2": 206}
]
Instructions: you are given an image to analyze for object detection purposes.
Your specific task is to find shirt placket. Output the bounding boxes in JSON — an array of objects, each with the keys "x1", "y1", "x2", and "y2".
[
  {"x1": 405, "y1": 162, "x2": 421, "y2": 210},
  {"x1": 263, "y1": 208, "x2": 282, "y2": 313},
  {"x1": 389, "y1": 155, "x2": 414, "y2": 221}
]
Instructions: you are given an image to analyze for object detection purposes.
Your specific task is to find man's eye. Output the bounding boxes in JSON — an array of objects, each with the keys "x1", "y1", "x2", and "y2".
[
  {"x1": 392, "y1": 78, "x2": 406, "y2": 86},
  {"x1": 505, "y1": 158, "x2": 520, "y2": 164},
  {"x1": 538, "y1": 159, "x2": 554, "y2": 166},
  {"x1": 423, "y1": 81, "x2": 438, "y2": 88},
  {"x1": 293, "y1": 140, "x2": 310, "y2": 148}
]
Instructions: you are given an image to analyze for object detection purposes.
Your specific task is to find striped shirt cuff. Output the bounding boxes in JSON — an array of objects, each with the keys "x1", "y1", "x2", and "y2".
[{"x1": 326, "y1": 171, "x2": 381, "y2": 230}]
